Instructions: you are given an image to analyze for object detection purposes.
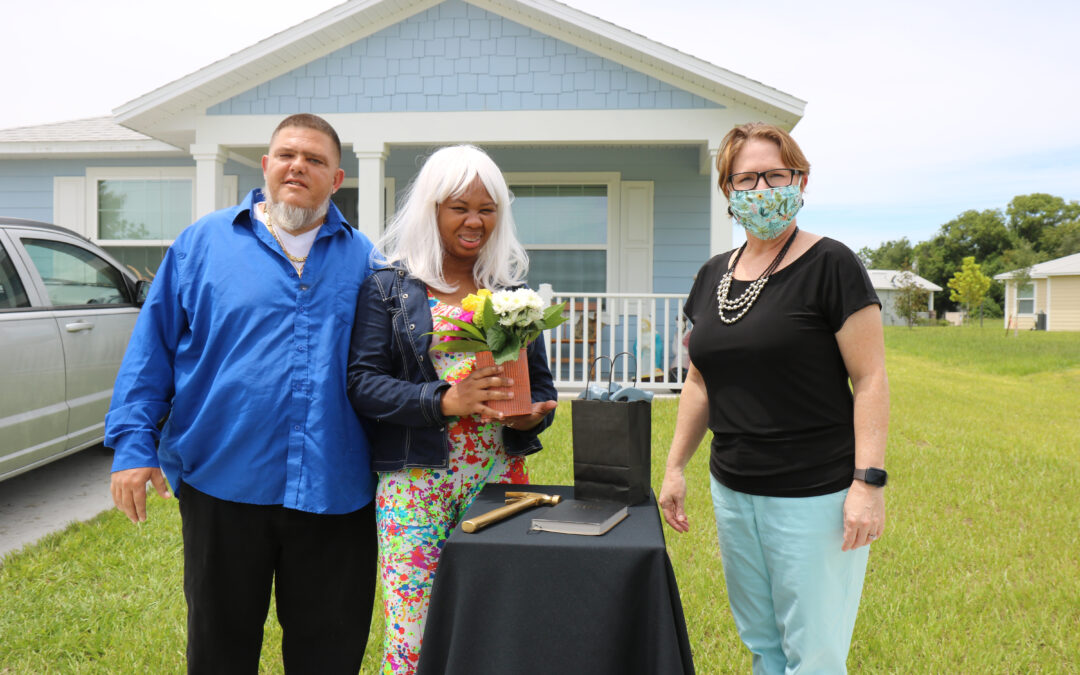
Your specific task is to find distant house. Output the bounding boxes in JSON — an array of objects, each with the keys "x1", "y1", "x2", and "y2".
[
  {"x1": 867, "y1": 269, "x2": 943, "y2": 326},
  {"x1": 994, "y1": 251, "x2": 1080, "y2": 331},
  {"x1": 0, "y1": 0, "x2": 804, "y2": 299}
]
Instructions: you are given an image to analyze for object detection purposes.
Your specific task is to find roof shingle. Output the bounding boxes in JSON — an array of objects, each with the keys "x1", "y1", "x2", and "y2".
[{"x1": 0, "y1": 117, "x2": 150, "y2": 143}]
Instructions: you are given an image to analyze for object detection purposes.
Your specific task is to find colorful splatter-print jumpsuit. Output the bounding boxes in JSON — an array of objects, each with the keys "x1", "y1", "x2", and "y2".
[{"x1": 375, "y1": 293, "x2": 529, "y2": 674}]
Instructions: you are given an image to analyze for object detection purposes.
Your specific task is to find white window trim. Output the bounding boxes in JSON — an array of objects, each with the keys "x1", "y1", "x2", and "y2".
[
  {"x1": 1045, "y1": 277, "x2": 1051, "y2": 330},
  {"x1": 504, "y1": 172, "x2": 622, "y2": 291},
  {"x1": 1016, "y1": 281, "x2": 1036, "y2": 316},
  {"x1": 84, "y1": 167, "x2": 209, "y2": 247}
]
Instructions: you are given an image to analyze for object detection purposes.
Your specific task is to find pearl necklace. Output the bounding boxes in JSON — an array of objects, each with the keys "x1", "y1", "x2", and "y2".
[{"x1": 716, "y1": 227, "x2": 798, "y2": 324}]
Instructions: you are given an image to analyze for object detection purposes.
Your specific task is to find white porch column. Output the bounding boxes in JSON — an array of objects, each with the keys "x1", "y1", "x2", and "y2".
[
  {"x1": 353, "y1": 147, "x2": 388, "y2": 241},
  {"x1": 708, "y1": 147, "x2": 731, "y2": 256},
  {"x1": 191, "y1": 144, "x2": 228, "y2": 218}
]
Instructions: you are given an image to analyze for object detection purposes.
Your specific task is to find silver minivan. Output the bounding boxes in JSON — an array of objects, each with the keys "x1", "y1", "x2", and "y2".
[{"x1": 0, "y1": 218, "x2": 144, "y2": 481}]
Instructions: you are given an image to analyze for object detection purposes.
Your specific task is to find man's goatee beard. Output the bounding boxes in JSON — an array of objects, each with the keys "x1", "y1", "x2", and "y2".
[{"x1": 263, "y1": 184, "x2": 330, "y2": 233}]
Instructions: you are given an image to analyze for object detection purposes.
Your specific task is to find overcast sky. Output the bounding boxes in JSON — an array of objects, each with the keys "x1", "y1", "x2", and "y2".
[{"x1": 3, "y1": 0, "x2": 1078, "y2": 252}]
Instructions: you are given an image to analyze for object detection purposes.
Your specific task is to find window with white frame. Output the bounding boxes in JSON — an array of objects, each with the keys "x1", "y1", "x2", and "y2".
[
  {"x1": 86, "y1": 168, "x2": 196, "y2": 279},
  {"x1": 1017, "y1": 282, "x2": 1034, "y2": 315},
  {"x1": 507, "y1": 174, "x2": 618, "y2": 293},
  {"x1": 98, "y1": 179, "x2": 191, "y2": 241}
]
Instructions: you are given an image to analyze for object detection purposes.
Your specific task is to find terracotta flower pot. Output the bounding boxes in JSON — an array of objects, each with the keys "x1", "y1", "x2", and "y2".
[{"x1": 475, "y1": 348, "x2": 532, "y2": 417}]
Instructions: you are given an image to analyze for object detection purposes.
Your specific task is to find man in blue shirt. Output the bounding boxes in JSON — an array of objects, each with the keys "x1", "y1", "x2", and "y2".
[{"x1": 106, "y1": 114, "x2": 377, "y2": 673}]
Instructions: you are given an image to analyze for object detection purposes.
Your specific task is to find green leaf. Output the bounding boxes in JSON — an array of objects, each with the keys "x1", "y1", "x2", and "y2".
[
  {"x1": 429, "y1": 339, "x2": 490, "y2": 353},
  {"x1": 542, "y1": 302, "x2": 569, "y2": 330},
  {"x1": 492, "y1": 334, "x2": 522, "y2": 364},
  {"x1": 487, "y1": 323, "x2": 508, "y2": 352},
  {"x1": 437, "y1": 316, "x2": 485, "y2": 340},
  {"x1": 481, "y1": 297, "x2": 497, "y2": 334}
]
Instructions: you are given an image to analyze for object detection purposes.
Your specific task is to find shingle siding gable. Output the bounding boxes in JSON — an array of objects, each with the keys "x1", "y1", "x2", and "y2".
[{"x1": 208, "y1": 0, "x2": 723, "y2": 116}]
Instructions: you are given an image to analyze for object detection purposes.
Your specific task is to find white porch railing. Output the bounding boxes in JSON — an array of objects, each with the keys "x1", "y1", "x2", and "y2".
[{"x1": 538, "y1": 285, "x2": 690, "y2": 392}]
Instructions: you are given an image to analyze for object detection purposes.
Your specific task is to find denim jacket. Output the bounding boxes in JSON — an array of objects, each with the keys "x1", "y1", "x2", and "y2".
[{"x1": 347, "y1": 265, "x2": 557, "y2": 472}]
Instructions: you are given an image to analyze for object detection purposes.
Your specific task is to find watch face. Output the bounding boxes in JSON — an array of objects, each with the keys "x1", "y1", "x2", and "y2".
[{"x1": 864, "y1": 468, "x2": 888, "y2": 486}]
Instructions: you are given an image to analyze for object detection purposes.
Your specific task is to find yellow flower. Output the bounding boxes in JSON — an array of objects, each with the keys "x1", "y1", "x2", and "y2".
[
  {"x1": 461, "y1": 294, "x2": 481, "y2": 312},
  {"x1": 461, "y1": 288, "x2": 492, "y2": 313}
]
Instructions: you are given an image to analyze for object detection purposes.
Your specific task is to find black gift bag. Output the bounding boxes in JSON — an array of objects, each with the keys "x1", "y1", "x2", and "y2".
[{"x1": 572, "y1": 355, "x2": 652, "y2": 505}]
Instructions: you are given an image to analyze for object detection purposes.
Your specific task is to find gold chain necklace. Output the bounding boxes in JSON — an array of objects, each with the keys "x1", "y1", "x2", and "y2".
[{"x1": 264, "y1": 206, "x2": 308, "y2": 264}]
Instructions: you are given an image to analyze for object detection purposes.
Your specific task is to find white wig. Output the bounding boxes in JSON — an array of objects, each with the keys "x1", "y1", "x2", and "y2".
[{"x1": 379, "y1": 145, "x2": 529, "y2": 292}]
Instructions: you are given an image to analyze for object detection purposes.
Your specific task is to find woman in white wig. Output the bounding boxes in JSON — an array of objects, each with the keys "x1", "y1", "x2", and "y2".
[{"x1": 347, "y1": 145, "x2": 558, "y2": 674}]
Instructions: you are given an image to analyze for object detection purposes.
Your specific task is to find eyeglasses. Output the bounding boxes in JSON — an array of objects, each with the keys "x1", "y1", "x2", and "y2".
[{"x1": 727, "y1": 169, "x2": 800, "y2": 192}]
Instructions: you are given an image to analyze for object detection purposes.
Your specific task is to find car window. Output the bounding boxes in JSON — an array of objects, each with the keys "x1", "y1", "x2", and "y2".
[
  {"x1": 0, "y1": 241, "x2": 31, "y2": 309},
  {"x1": 22, "y1": 238, "x2": 129, "y2": 306}
]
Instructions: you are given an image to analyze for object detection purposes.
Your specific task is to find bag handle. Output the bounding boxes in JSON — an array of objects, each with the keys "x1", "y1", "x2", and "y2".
[
  {"x1": 583, "y1": 355, "x2": 613, "y2": 400},
  {"x1": 610, "y1": 351, "x2": 638, "y2": 388},
  {"x1": 582, "y1": 352, "x2": 638, "y2": 400}
]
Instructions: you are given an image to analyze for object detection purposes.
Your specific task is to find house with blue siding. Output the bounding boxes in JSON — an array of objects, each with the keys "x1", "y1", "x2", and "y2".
[{"x1": 0, "y1": 0, "x2": 803, "y2": 386}]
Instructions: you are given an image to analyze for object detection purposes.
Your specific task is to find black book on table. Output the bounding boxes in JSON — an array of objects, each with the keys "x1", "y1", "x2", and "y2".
[{"x1": 530, "y1": 499, "x2": 629, "y2": 536}]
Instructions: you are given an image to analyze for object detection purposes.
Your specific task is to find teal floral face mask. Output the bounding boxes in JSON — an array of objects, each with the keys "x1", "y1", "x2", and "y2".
[{"x1": 729, "y1": 184, "x2": 803, "y2": 240}]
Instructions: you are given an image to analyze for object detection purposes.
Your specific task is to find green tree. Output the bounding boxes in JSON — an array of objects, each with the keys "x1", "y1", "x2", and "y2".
[
  {"x1": 947, "y1": 256, "x2": 992, "y2": 323},
  {"x1": 892, "y1": 268, "x2": 930, "y2": 328},
  {"x1": 1006, "y1": 193, "x2": 1080, "y2": 248},
  {"x1": 862, "y1": 193, "x2": 1078, "y2": 316},
  {"x1": 858, "y1": 237, "x2": 914, "y2": 269},
  {"x1": 1040, "y1": 219, "x2": 1080, "y2": 259},
  {"x1": 915, "y1": 209, "x2": 1010, "y2": 313}
]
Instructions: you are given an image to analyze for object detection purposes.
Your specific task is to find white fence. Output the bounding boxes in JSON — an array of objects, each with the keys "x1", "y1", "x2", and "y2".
[{"x1": 538, "y1": 285, "x2": 690, "y2": 392}]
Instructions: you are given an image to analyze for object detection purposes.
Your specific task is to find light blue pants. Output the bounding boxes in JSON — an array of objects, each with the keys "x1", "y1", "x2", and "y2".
[{"x1": 710, "y1": 476, "x2": 869, "y2": 675}]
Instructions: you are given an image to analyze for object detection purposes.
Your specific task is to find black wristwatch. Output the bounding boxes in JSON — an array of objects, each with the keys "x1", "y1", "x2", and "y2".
[{"x1": 853, "y1": 467, "x2": 888, "y2": 487}]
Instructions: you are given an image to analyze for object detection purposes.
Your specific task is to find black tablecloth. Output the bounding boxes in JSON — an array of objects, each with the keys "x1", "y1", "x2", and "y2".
[{"x1": 416, "y1": 484, "x2": 695, "y2": 675}]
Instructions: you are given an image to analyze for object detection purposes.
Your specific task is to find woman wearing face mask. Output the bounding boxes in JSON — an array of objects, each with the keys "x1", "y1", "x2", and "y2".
[{"x1": 658, "y1": 122, "x2": 888, "y2": 674}]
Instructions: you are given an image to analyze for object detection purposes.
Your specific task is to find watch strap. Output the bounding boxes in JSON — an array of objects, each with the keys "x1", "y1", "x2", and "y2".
[{"x1": 853, "y1": 467, "x2": 887, "y2": 486}]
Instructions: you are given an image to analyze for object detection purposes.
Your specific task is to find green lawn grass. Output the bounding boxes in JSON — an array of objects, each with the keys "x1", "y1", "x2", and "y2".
[{"x1": 2, "y1": 325, "x2": 1078, "y2": 673}]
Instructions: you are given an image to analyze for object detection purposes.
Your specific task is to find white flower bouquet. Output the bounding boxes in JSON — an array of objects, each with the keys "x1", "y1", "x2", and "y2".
[{"x1": 430, "y1": 288, "x2": 567, "y2": 365}]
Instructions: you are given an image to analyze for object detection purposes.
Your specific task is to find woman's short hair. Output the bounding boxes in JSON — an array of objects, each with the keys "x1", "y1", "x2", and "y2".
[
  {"x1": 715, "y1": 123, "x2": 810, "y2": 198},
  {"x1": 379, "y1": 145, "x2": 528, "y2": 292}
]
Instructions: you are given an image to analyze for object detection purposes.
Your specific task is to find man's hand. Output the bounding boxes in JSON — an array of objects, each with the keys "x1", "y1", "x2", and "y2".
[{"x1": 111, "y1": 467, "x2": 171, "y2": 523}]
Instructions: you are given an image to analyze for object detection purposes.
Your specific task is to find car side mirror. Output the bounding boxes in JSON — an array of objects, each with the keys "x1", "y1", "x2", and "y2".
[{"x1": 134, "y1": 279, "x2": 152, "y2": 306}]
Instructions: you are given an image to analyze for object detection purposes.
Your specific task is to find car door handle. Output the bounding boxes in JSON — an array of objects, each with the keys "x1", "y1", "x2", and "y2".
[{"x1": 65, "y1": 321, "x2": 94, "y2": 333}]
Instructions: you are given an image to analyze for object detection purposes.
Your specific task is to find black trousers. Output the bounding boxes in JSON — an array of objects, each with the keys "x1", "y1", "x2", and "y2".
[{"x1": 178, "y1": 482, "x2": 377, "y2": 675}]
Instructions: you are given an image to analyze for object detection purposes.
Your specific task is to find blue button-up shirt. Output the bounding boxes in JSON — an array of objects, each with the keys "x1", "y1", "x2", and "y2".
[{"x1": 106, "y1": 189, "x2": 376, "y2": 514}]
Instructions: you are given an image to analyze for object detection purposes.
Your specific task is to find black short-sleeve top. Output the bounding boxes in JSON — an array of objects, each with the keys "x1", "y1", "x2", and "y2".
[{"x1": 683, "y1": 237, "x2": 880, "y2": 497}]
